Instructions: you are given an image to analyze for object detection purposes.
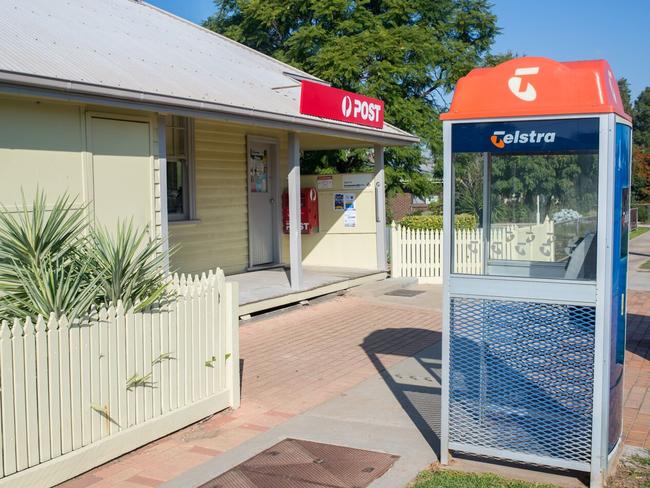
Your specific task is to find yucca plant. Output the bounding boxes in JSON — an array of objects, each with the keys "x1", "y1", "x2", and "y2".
[
  {"x1": 0, "y1": 191, "x2": 95, "y2": 321},
  {"x1": 5, "y1": 253, "x2": 100, "y2": 321},
  {"x1": 0, "y1": 190, "x2": 172, "y2": 322},
  {"x1": 90, "y1": 221, "x2": 170, "y2": 312}
]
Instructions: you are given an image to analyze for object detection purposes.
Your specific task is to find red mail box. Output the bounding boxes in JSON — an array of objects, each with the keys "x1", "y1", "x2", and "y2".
[{"x1": 282, "y1": 187, "x2": 319, "y2": 234}]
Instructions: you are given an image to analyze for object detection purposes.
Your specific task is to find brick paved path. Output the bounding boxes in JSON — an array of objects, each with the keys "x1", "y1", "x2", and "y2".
[
  {"x1": 623, "y1": 290, "x2": 650, "y2": 448},
  {"x1": 60, "y1": 295, "x2": 441, "y2": 487},
  {"x1": 54, "y1": 287, "x2": 650, "y2": 487}
]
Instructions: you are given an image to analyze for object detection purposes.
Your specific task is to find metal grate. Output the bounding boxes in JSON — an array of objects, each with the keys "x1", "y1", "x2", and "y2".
[
  {"x1": 449, "y1": 297, "x2": 595, "y2": 466},
  {"x1": 200, "y1": 438, "x2": 399, "y2": 488}
]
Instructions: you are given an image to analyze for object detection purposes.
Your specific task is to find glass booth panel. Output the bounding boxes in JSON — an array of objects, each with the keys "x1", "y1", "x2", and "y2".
[{"x1": 451, "y1": 118, "x2": 600, "y2": 281}]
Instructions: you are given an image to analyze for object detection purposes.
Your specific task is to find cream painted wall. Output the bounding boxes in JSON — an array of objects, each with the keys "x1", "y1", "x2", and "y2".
[
  {"x1": 0, "y1": 97, "x2": 85, "y2": 208},
  {"x1": 281, "y1": 173, "x2": 379, "y2": 270},
  {"x1": 0, "y1": 95, "x2": 160, "y2": 239},
  {"x1": 0, "y1": 94, "x2": 379, "y2": 277},
  {"x1": 169, "y1": 119, "x2": 288, "y2": 275}
]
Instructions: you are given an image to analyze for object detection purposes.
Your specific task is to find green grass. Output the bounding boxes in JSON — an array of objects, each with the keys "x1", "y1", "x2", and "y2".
[
  {"x1": 640, "y1": 259, "x2": 650, "y2": 271},
  {"x1": 608, "y1": 450, "x2": 650, "y2": 487},
  {"x1": 630, "y1": 453, "x2": 650, "y2": 467},
  {"x1": 631, "y1": 227, "x2": 650, "y2": 240},
  {"x1": 409, "y1": 469, "x2": 558, "y2": 488}
]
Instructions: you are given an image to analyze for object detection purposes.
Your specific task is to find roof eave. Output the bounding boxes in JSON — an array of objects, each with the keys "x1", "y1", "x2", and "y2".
[{"x1": 0, "y1": 71, "x2": 419, "y2": 147}]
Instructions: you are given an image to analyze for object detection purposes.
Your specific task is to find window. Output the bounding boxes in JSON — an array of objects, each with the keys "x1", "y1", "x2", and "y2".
[
  {"x1": 451, "y1": 118, "x2": 600, "y2": 281},
  {"x1": 165, "y1": 115, "x2": 194, "y2": 221}
]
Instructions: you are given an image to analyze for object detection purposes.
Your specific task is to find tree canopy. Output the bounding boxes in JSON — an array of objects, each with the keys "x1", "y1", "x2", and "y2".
[
  {"x1": 633, "y1": 87, "x2": 650, "y2": 150},
  {"x1": 632, "y1": 87, "x2": 650, "y2": 203},
  {"x1": 453, "y1": 152, "x2": 599, "y2": 226},
  {"x1": 204, "y1": 0, "x2": 499, "y2": 196},
  {"x1": 618, "y1": 78, "x2": 633, "y2": 115}
]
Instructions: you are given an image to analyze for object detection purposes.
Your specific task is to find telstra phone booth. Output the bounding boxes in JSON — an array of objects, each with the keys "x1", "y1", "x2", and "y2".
[{"x1": 439, "y1": 57, "x2": 632, "y2": 487}]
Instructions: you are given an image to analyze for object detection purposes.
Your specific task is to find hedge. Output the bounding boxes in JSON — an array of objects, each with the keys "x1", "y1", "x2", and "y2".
[{"x1": 398, "y1": 213, "x2": 477, "y2": 231}]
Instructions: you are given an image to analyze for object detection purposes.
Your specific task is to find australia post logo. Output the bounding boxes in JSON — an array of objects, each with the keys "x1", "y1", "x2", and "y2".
[
  {"x1": 300, "y1": 80, "x2": 384, "y2": 129},
  {"x1": 341, "y1": 95, "x2": 382, "y2": 124},
  {"x1": 490, "y1": 129, "x2": 556, "y2": 149}
]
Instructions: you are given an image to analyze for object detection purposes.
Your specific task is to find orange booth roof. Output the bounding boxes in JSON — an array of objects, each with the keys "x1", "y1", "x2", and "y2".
[{"x1": 440, "y1": 57, "x2": 631, "y2": 121}]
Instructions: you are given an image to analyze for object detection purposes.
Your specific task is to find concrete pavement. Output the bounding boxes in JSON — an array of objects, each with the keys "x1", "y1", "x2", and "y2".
[
  {"x1": 629, "y1": 228, "x2": 650, "y2": 291},
  {"x1": 163, "y1": 341, "x2": 442, "y2": 488}
]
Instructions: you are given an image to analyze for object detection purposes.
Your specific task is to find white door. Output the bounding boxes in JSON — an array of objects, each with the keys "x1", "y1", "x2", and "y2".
[{"x1": 248, "y1": 141, "x2": 276, "y2": 266}]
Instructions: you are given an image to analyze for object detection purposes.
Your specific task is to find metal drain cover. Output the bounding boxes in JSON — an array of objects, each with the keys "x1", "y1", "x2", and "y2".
[
  {"x1": 199, "y1": 438, "x2": 399, "y2": 488},
  {"x1": 384, "y1": 289, "x2": 425, "y2": 297}
]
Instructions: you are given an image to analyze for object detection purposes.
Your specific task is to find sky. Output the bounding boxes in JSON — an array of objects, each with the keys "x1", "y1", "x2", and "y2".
[{"x1": 149, "y1": 0, "x2": 649, "y2": 100}]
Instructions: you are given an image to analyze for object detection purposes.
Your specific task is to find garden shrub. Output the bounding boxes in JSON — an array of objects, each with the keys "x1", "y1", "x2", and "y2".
[
  {"x1": 398, "y1": 213, "x2": 477, "y2": 230},
  {"x1": 0, "y1": 191, "x2": 170, "y2": 321},
  {"x1": 637, "y1": 205, "x2": 649, "y2": 223}
]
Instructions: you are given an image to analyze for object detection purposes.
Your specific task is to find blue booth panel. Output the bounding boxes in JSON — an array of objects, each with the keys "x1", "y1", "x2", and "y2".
[{"x1": 608, "y1": 123, "x2": 632, "y2": 452}]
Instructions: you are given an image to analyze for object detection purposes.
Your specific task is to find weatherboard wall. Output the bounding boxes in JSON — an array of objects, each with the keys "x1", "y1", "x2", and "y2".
[
  {"x1": 0, "y1": 95, "x2": 161, "y2": 241},
  {"x1": 169, "y1": 119, "x2": 289, "y2": 275}
]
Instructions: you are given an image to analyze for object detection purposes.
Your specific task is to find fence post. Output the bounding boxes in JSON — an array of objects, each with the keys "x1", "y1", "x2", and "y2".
[
  {"x1": 1, "y1": 320, "x2": 16, "y2": 475},
  {"x1": 436, "y1": 229, "x2": 442, "y2": 279},
  {"x1": 390, "y1": 222, "x2": 401, "y2": 278},
  {"x1": 225, "y1": 282, "x2": 240, "y2": 409}
]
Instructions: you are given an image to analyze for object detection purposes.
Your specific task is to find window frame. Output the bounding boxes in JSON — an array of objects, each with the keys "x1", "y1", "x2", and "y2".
[{"x1": 165, "y1": 115, "x2": 196, "y2": 222}]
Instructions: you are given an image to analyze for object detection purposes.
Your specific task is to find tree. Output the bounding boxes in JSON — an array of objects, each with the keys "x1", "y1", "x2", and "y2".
[
  {"x1": 490, "y1": 154, "x2": 599, "y2": 222},
  {"x1": 633, "y1": 87, "x2": 650, "y2": 149},
  {"x1": 204, "y1": 0, "x2": 499, "y2": 196},
  {"x1": 618, "y1": 78, "x2": 633, "y2": 115},
  {"x1": 453, "y1": 153, "x2": 484, "y2": 221},
  {"x1": 632, "y1": 146, "x2": 650, "y2": 203},
  {"x1": 632, "y1": 87, "x2": 650, "y2": 203}
]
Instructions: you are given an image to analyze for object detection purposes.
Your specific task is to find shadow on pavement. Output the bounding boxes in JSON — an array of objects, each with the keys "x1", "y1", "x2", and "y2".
[
  {"x1": 626, "y1": 313, "x2": 650, "y2": 361},
  {"x1": 361, "y1": 328, "x2": 442, "y2": 455}
]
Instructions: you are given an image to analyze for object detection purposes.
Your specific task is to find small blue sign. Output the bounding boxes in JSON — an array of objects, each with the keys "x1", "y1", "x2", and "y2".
[{"x1": 452, "y1": 118, "x2": 599, "y2": 153}]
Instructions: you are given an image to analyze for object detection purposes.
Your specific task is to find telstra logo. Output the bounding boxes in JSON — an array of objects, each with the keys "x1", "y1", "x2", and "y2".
[{"x1": 490, "y1": 129, "x2": 556, "y2": 149}]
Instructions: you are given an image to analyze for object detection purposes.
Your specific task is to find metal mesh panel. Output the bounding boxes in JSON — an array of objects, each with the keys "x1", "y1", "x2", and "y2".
[{"x1": 449, "y1": 297, "x2": 595, "y2": 465}]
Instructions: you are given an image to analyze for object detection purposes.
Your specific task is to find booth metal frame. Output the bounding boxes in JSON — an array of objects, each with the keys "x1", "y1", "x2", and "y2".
[{"x1": 440, "y1": 112, "x2": 632, "y2": 487}]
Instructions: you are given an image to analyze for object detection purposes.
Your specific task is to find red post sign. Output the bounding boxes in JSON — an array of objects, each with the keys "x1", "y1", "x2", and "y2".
[{"x1": 299, "y1": 80, "x2": 384, "y2": 129}]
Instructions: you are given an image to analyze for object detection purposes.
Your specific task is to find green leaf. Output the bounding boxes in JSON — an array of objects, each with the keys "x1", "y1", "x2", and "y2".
[
  {"x1": 90, "y1": 403, "x2": 106, "y2": 413},
  {"x1": 126, "y1": 372, "x2": 153, "y2": 390},
  {"x1": 152, "y1": 352, "x2": 174, "y2": 366},
  {"x1": 89, "y1": 220, "x2": 173, "y2": 313}
]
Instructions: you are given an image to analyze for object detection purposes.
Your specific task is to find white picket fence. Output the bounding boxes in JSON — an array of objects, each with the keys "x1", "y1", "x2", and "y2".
[
  {"x1": 391, "y1": 220, "x2": 555, "y2": 282},
  {"x1": 0, "y1": 269, "x2": 239, "y2": 488}
]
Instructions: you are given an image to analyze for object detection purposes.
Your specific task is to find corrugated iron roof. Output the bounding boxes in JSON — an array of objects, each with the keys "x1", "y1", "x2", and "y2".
[{"x1": 0, "y1": 0, "x2": 418, "y2": 145}]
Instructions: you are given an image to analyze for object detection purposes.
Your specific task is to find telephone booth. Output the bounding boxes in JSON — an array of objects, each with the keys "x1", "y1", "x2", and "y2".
[{"x1": 439, "y1": 57, "x2": 632, "y2": 487}]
